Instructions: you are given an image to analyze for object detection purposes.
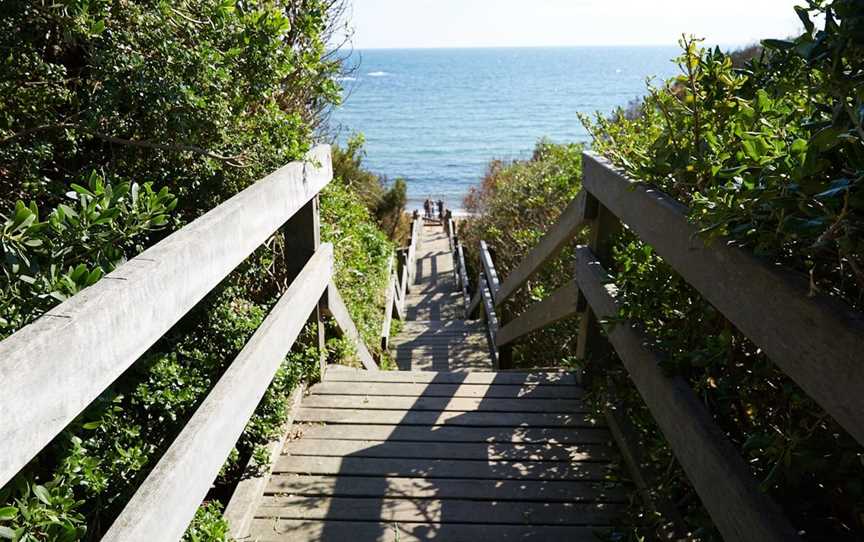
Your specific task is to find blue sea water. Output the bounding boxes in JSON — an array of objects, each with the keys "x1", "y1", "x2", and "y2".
[{"x1": 330, "y1": 47, "x2": 681, "y2": 211}]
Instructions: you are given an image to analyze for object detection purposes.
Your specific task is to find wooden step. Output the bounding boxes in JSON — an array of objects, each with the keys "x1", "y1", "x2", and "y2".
[
  {"x1": 266, "y1": 474, "x2": 626, "y2": 502},
  {"x1": 323, "y1": 367, "x2": 579, "y2": 385},
  {"x1": 248, "y1": 520, "x2": 608, "y2": 542}
]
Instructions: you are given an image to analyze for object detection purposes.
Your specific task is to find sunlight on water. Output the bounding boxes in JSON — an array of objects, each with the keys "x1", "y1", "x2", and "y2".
[{"x1": 331, "y1": 47, "x2": 680, "y2": 210}]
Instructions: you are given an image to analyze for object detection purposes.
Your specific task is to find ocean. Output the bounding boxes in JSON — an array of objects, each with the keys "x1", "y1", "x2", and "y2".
[{"x1": 330, "y1": 47, "x2": 681, "y2": 211}]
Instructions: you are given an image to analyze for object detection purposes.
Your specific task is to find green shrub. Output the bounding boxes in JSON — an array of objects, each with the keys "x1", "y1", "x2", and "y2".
[
  {"x1": 331, "y1": 134, "x2": 409, "y2": 242},
  {"x1": 459, "y1": 141, "x2": 584, "y2": 367},
  {"x1": 577, "y1": 2, "x2": 864, "y2": 538},
  {"x1": 0, "y1": 1, "x2": 385, "y2": 541},
  {"x1": 323, "y1": 145, "x2": 398, "y2": 366}
]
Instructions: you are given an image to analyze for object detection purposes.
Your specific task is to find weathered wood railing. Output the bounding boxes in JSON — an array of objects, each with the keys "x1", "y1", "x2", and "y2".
[
  {"x1": 446, "y1": 217, "x2": 502, "y2": 367},
  {"x1": 0, "y1": 146, "x2": 380, "y2": 541},
  {"x1": 467, "y1": 151, "x2": 864, "y2": 541},
  {"x1": 380, "y1": 215, "x2": 420, "y2": 350}
]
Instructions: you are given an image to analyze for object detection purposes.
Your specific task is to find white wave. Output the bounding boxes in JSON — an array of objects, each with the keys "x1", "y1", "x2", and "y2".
[
  {"x1": 367, "y1": 71, "x2": 390, "y2": 77},
  {"x1": 336, "y1": 76, "x2": 358, "y2": 82}
]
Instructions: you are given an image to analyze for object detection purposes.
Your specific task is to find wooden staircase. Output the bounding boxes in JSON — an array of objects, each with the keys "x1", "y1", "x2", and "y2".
[{"x1": 238, "y1": 221, "x2": 622, "y2": 541}]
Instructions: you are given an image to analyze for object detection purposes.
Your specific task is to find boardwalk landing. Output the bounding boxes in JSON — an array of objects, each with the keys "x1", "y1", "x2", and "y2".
[
  {"x1": 394, "y1": 223, "x2": 492, "y2": 372},
  {"x1": 247, "y1": 223, "x2": 622, "y2": 541}
]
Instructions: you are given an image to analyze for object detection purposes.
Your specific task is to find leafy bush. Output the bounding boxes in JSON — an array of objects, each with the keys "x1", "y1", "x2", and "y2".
[
  {"x1": 0, "y1": 1, "x2": 389, "y2": 541},
  {"x1": 0, "y1": 172, "x2": 176, "y2": 337},
  {"x1": 576, "y1": 2, "x2": 864, "y2": 538},
  {"x1": 331, "y1": 134, "x2": 410, "y2": 242},
  {"x1": 321, "y1": 151, "x2": 396, "y2": 365},
  {"x1": 459, "y1": 141, "x2": 584, "y2": 367}
]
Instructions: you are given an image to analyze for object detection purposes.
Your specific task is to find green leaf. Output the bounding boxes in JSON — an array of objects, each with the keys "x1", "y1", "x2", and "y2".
[
  {"x1": 70, "y1": 184, "x2": 95, "y2": 198},
  {"x1": 86, "y1": 268, "x2": 104, "y2": 286},
  {"x1": 0, "y1": 506, "x2": 17, "y2": 520},
  {"x1": 32, "y1": 485, "x2": 51, "y2": 505},
  {"x1": 815, "y1": 178, "x2": 851, "y2": 199},
  {"x1": 90, "y1": 19, "x2": 106, "y2": 35},
  {"x1": 81, "y1": 421, "x2": 101, "y2": 430},
  {"x1": 810, "y1": 126, "x2": 844, "y2": 152},
  {"x1": 761, "y1": 39, "x2": 795, "y2": 51},
  {"x1": 0, "y1": 526, "x2": 14, "y2": 539},
  {"x1": 795, "y1": 6, "x2": 814, "y2": 34}
]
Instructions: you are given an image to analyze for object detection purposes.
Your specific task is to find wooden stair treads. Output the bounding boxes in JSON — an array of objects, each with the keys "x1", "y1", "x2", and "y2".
[{"x1": 249, "y1": 369, "x2": 625, "y2": 541}]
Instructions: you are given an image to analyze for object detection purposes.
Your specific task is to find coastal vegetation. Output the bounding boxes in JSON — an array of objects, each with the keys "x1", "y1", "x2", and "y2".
[
  {"x1": 462, "y1": 0, "x2": 864, "y2": 539},
  {"x1": 0, "y1": 1, "x2": 399, "y2": 539}
]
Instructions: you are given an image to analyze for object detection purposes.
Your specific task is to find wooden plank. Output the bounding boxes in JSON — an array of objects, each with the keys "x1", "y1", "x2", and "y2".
[
  {"x1": 583, "y1": 152, "x2": 864, "y2": 446},
  {"x1": 605, "y1": 405, "x2": 689, "y2": 540},
  {"x1": 224, "y1": 384, "x2": 306, "y2": 540},
  {"x1": 323, "y1": 367, "x2": 579, "y2": 385},
  {"x1": 103, "y1": 245, "x2": 334, "y2": 542},
  {"x1": 496, "y1": 281, "x2": 579, "y2": 348},
  {"x1": 293, "y1": 422, "x2": 612, "y2": 444},
  {"x1": 283, "y1": 439, "x2": 615, "y2": 462},
  {"x1": 479, "y1": 240, "x2": 501, "y2": 302},
  {"x1": 494, "y1": 191, "x2": 587, "y2": 308},
  {"x1": 0, "y1": 146, "x2": 332, "y2": 488},
  {"x1": 272, "y1": 456, "x2": 613, "y2": 481},
  {"x1": 479, "y1": 274, "x2": 500, "y2": 365},
  {"x1": 295, "y1": 408, "x2": 601, "y2": 428},
  {"x1": 398, "y1": 250, "x2": 409, "y2": 315},
  {"x1": 391, "y1": 273, "x2": 405, "y2": 322},
  {"x1": 248, "y1": 519, "x2": 605, "y2": 542},
  {"x1": 573, "y1": 245, "x2": 800, "y2": 542},
  {"x1": 266, "y1": 474, "x2": 626, "y2": 502},
  {"x1": 257, "y1": 496, "x2": 622, "y2": 525},
  {"x1": 324, "y1": 282, "x2": 378, "y2": 371},
  {"x1": 310, "y1": 381, "x2": 585, "y2": 399},
  {"x1": 380, "y1": 268, "x2": 398, "y2": 350},
  {"x1": 301, "y1": 394, "x2": 587, "y2": 413},
  {"x1": 282, "y1": 196, "x2": 326, "y2": 377},
  {"x1": 456, "y1": 243, "x2": 472, "y2": 310}
]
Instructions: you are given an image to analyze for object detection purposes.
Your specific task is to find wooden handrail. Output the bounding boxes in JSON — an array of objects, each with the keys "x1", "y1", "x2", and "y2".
[
  {"x1": 0, "y1": 146, "x2": 334, "y2": 489},
  {"x1": 582, "y1": 152, "x2": 864, "y2": 446},
  {"x1": 103, "y1": 245, "x2": 336, "y2": 542},
  {"x1": 477, "y1": 272, "x2": 500, "y2": 368},
  {"x1": 495, "y1": 281, "x2": 579, "y2": 348},
  {"x1": 0, "y1": 147, "x2": 383, "y2": 540},
  {"x1": 482, "y1": 150, "x2": 864, "y2": 539},
  {"x1": 455, "y1": 243, "x2": 471, "y2": 311},
  {"x1": 323, "y1": 281, "x2": 377, "y2": 371},
  {"x1": 573, "y1": 246, "x2": 799, "y2": 541},
  {"x1": 381, "y1": 216, "x2": 420, "y2": 352},
  {"x1": 494, "y1": 191, "x2": 588, "y2": 308}
]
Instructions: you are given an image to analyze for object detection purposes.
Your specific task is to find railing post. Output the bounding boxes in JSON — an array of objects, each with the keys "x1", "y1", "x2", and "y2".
[
  {"x1": 283, "y1": 195, "x2": 326, "y2": 378},
  {"x1": 576, "y1": 193, "x2": 622, "y2": 382}
]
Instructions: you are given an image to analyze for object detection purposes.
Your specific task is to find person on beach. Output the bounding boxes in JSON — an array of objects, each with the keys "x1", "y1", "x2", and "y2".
[
  {"x1": 437, "y1": 199, "x2": 444, "y2": 220},
  {"x1": 423, "y1": 199, "x2": 431, "y2": 220}
]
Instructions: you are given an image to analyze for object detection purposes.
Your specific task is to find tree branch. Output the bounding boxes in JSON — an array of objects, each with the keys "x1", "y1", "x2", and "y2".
[{"x1": 1, "y1": 123, "x2": 247, "y2": 166}]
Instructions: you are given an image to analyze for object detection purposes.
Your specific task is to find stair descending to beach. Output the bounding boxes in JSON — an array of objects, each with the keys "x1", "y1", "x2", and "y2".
[{"x1": 242, "y1": 221, "x2": 622, "y2": 541}]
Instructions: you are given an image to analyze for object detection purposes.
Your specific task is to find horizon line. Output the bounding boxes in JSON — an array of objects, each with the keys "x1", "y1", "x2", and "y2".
[{"x1": 341, "y1": 41, "x2": 762, "y2": 52}]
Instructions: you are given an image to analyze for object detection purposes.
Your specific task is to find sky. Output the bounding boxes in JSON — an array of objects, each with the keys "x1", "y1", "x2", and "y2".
[{"x1": 340, "y1": 0, "x2": 805, "y2": 49}]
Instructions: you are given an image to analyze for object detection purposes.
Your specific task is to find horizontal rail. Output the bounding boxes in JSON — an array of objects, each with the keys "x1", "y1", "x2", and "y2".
[
  {"x1": 478, "y1": 272, "x2": 500, "y2": 368},
  {"x1": 573, "y1": 246, "x2": 799, "y2": 542},
  {"x1": 380, "y1": 259, "x2": 399, "y2": 351},
  {"x1": 456, "y1": 243, "x2": 471, "y2": 311},
  {"x1": 479, "y1": 240, "x2": 501, "y2": 304},
  {"x1": 495, "y1": 281, "x2": 579, "y2": 348},
  {"x1": 494, "y1": 192, "x2": 588, "y2": 308},
  {"x1": 324, "y1": 282, "x2": 378, "y2": 371},
  {"x1": 405, "y1": 217, "x2": 420, "y2": 293},
  {"x1": 468, "y1": 241, "x2": 499, "y2": 318},
  {"x1": 0, "y1": 145, "x2": 332, "y2": 488},
  {"x1": 583, "y1": 152, "x2": 864, "y2": 446},
  {"x1": 223, "y1": 381, "x2": 306, "y2": 539},
  {"x1": 103, "y1": 245, "x2": 334, "y2": 542}
]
